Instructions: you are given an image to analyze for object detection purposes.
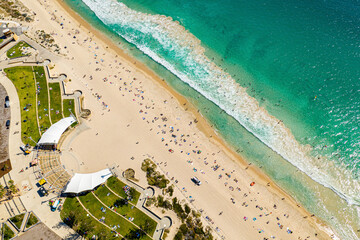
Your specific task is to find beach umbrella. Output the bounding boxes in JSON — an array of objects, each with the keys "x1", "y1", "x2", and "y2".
[{"x1": 250, "y1": 182, "x2": 255, "y2": 186}]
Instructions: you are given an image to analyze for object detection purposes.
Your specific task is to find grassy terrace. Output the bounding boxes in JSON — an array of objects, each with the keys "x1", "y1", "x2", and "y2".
[
  {"x1": 63, "y1": 98, "x2": 78, "y2": 127},
  {"x1": 49, "y1": 82, "x2": 63, "y2": 123},
  {"x1": 79, "y1": 193, "x2": 152, "y2": 240},
  {"x1": 63, "y1": 98, "x2": 75, "y2": 117},
  {"x1": 95, "y1": 185, "x2": 157, "y2": 236},
  {"x1": 107, "y1": 177, "x2": 141, "y2": 204},
  {"x1": 61, "y1": 197, "x2": 117, "y2": 239},
  {"x1": 4, "y1": 67, "x2": 40, "y2": 145},
  {"x1": 7, "y1": 41, "x2": 32, "y2": 59},
  {"x1": 34, "y1": 66, "x2": 51, "y2": 134},
  {"x1": 5, "y1": 66, "x2": 78, "y2": 145}
]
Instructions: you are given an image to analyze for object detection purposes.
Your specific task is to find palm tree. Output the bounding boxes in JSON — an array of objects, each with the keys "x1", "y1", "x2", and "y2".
[{"x1": 8, "y1": 180, "x2": 18, "y2": 194}]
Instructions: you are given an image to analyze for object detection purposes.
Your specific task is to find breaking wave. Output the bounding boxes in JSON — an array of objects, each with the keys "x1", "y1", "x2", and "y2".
[{"x1": 81, "y1": 0, "x2": 360, "y2": 205}]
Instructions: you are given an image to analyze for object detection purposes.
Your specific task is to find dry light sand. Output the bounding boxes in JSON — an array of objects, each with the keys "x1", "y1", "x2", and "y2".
[{"x1": 17, "y1": 0, "x2": 337, "y2": 239}]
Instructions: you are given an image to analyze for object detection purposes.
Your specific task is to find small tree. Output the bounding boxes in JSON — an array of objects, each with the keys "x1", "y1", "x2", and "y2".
[
  {"x1": 163, "y1": 200, "x2": 172, "y2": 210},
  {"x1": 64, "y1": 211, "x2": 78, "y2": 228},
  {"x1": 166, "y1": 185, "x2": 174, "y2": 196},
  {"x1": 184, "y1": 204, "x2": 191, "y2": 215},
  {"x1": 140, "y1": 219, "x2": 154, "y2": 234},
  {"x1": 174, "y1": 231, "x2": 183, "y2": 240},
  {"x1": 0, "y1": 184, "x2": 5, "y2": 198},
  {"x1": 114, "y1": 198, "x2": 127, "y2": 207},
  {"x1": 8, "y1": 180, "x2": 18, "y2": 194},
  {"x1": 179, "y1": 224, "x2": 188, "y2": 235},
  {"x1": 78, "y1": 217, "x2": 92, "y2": 236},
  {"x1": 128, "y1": 188, "x2": 136, "y2": 200},
  {"x1": 2, "y1": 162, "x2": 10, "y2": 172},
  {"x1": 125, "y1": 228, "x2": 146, "y2": 239}
]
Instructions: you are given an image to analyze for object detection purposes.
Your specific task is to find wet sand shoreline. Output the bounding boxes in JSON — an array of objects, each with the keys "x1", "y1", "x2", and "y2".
[{"x1": 18, "y1": 0, "x2": 337, "y2": 238}]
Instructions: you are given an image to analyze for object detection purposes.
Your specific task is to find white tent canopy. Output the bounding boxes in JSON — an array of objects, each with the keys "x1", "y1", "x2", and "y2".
[
  {"x1": 64, "y1": 169, "x2": 113, "y2": 194},
  {"x1": 37, "y1": 116, "x2": 76, "y2": 145}
]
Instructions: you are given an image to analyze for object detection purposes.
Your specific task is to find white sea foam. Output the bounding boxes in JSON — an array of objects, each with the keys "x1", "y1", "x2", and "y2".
[{"x1": 81, "y1": 0, "x2": 360, "y2": 205}]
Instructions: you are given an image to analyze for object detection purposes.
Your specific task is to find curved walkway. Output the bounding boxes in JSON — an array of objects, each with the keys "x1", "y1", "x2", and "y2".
[{"x1": 0, "y1": 72, "x2": 23, "y2": 167}]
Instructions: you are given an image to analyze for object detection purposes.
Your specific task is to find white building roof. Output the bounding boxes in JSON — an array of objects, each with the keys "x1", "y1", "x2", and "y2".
[
  {"x1": 37, "y1": 116, "x2": 76, "y2": 145},
  {"x1": 64, "y1": 169, "x2": 113, "y2": 194}
]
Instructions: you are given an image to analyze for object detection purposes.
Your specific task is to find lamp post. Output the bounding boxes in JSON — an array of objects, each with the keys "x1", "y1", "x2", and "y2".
[{"x1": 28, "y1": 136, "x2": 37, "y2": 146}]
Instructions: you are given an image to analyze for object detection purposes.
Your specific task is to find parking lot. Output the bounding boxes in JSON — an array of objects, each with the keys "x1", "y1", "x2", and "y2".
[{"x1": 0, "y1": 83, "x2": 11, "y2": 176}]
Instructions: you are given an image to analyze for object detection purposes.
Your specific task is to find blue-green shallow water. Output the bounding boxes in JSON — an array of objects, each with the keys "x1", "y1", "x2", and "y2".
[{"x1": 63, "y1": 0, "x2": 360, "y2": 238}]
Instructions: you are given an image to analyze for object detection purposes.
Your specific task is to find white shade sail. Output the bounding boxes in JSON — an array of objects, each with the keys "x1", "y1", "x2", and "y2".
[
  {"x1": 37, "y1": 116, "x2": 76, "y2": 145},
  {"x1": 64, "y1": 169, "x2": 113, "y2": 194}
]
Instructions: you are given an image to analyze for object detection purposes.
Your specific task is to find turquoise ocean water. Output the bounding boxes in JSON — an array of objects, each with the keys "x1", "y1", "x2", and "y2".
[{"x1": 64, "y1": 0, "x2": 360, "y2": 238}]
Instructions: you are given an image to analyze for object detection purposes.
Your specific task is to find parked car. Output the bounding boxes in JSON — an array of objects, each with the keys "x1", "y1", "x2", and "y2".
[
  {"x1": 191, "y1": 177, "x2": 201, "y2": 186},
  {"x1": 6, "y1": 120, "x2": 10, "y2": 129},
  {"x1": 5, "y1": 96, "x2": 9, "y2": 108}
]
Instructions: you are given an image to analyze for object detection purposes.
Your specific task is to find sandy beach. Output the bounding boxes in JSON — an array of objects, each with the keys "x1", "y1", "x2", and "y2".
[{"x1": 15, "y1": 0, "x2": 338, "y2": 239}]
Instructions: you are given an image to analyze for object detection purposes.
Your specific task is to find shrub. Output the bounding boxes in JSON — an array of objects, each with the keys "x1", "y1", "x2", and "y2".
[
  {"x1": 174, "y1": 231, "x2": 183, "y2": 240},
  {"x1": 141, "y1": 159, "x2": 169, "y2": 189},
  {"x1": 184, "y1": 204, "x2": 191, "y2": 215}
]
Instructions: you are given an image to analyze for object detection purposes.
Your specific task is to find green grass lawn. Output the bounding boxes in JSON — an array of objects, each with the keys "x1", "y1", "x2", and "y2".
[
  {"x1": 63, "y1": 99, "x2": 75, "y2": 117},
  {"x1": 25, "y1": 212, "x2": 38, "y2": 229},
  {"x1": 49, "y1": 82, "x2": 63, "y2": 123},
  {"x1": 61, "y1": 197, "x2": 117, "y2": 239},
  {"x1": 2, "y1": 223, "x2": 15, "y2": 240},
  {"x1": 63, "y1": 98, "x2": 78, "y2": 127},
  {"x1": 9, "y1": 213, "x2": 25, "y2": 230},
  {"x1": 4, "y1": 67, "x2": 40, "y2": 145},
  {"x1": 7, "y1": 41, "x2": 32, "y2": 59},
  {"x1": 79, "y1": 193, "x2": 151, "y2": 240},
  {"x1": 107, "y1": 177, "x2": 141, "y2": 204},
  {"x1": 0, "y1": 39, "x2": 3, "y2": 44},
  {"x1": 33, "y1": 66, "x2": 51, "y2": 134},
  {"x1": 95, "y1": 185, "x2": 157, "y2": 236}
]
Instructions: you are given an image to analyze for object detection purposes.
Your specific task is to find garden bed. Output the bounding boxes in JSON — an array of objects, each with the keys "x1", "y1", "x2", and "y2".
[
  {"x1": 9, "y1": 213, "x2": 25, "y2": 230},
  {"x1": 2, "y1": 223, "x2": 15, "y2": 240},
  {"x1": 25, "y1": 212, "x2": 39, "y2": 229},
  {"x1": 49, "y1": 82, "x2": 63, "y2": 123}
]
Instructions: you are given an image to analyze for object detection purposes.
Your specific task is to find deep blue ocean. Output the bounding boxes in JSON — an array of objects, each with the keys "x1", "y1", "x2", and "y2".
[{"x1": 64, "y1": 0, "x2": 360, "y2": 238}]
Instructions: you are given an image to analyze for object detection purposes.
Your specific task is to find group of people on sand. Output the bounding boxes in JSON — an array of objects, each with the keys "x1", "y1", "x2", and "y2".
[
  {"x1": 72, "y1": 40, "x2": 310, "y2": 239},
  {"x1": 42, "y1": 9, "x2": 317, "y2": 239}
]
